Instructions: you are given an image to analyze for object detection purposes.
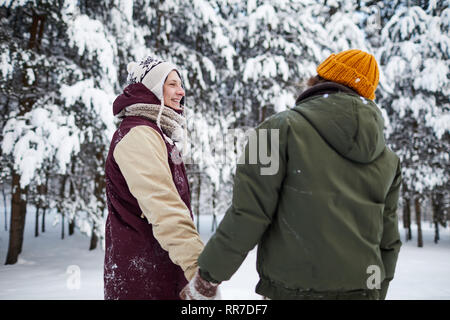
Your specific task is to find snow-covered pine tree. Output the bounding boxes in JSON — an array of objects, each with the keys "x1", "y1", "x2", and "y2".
[
  {"x1": 313, "y1": 0, "x2": 370, "y2": 53},
  {"x1": 378, "y1": 2, "x2": 450, "y2": 246},
  {"x1": 1, "y1": 0, "x2": 122, "y2": 259},
  {"x1": 208, "y1": 1, "x2": 326, "y2": 219},
  {"x1": 230, "y1": 0, "x2": 328, "y2": 124},
  {"x1": 1, "y1": 0, "x2": 83, "y2": 263},
  {"x1": 224, "y1": 0, "x2": 375, "y2": 125},
  {"x1": 54, "y1": 0, "x2": 125, "y2": 248}
]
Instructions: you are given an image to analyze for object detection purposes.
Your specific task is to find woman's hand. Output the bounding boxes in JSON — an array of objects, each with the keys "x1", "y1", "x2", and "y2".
[{"x1": 180, "y1": 270, "x2": 221, "y2": 300}]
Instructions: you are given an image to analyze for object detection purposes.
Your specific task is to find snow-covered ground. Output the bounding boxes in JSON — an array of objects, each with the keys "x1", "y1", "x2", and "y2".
[{"x1": 0, "y1": 213, "x2": 449, "y2": 300}]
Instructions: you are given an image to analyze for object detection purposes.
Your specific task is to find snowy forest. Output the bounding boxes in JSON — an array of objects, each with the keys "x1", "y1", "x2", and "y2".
[{"x1": 0, "y1": 0, "x2": 448, "y2": 266}]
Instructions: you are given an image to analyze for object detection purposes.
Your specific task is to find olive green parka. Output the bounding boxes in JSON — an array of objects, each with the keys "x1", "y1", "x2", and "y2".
[{"x1": 198, "y1": 82, "x2": 402, "y2": 300}]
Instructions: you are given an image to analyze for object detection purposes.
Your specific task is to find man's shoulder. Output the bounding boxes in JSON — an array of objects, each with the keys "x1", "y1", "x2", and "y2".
[{"x1": 258, "y1": 109, "x2": 295, "y2": 130}]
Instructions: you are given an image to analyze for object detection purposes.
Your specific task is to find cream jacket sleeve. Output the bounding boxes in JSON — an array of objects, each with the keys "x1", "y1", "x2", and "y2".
[{"x1": 113, "y1": 125, "x2": 204, "y2": 281}]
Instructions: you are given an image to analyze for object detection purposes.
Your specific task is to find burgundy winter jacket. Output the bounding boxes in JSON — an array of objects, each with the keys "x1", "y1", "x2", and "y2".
[{"x1": 104, "y1": 83, "x2": 198, "y2": 300}]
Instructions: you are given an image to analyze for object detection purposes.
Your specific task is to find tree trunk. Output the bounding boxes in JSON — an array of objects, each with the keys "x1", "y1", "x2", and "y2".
[
  {"x1": 5, "y1": 172, "x2": 28, "y2": 265},
  {"x1": 2, "y1": 187, "x2": 7, "y2": 231},
  {"x1": 414, "y1": 197, "x2": 423, "y2": 247},
  {"x1": 434, "y1": 221, "x2": 439, "y2": 244},
  {"x1": 4, "y1": 9, "x2": 48, "y2": 264},
  {"x1": 41, "y1": 171, "x2": 49, "y2": 233},
  {"x1": 196, "y1": 173, "x2": 201, "y2": 230},
  {"x1": 4, "y1": 10, "x2": 47, "y2": 265},
  {"x1": 61, "y1": 212, "x2": 65, "y2": 240},
  {"x1": 68, "y1": 218, "x2": 75, "y2": 236},
  {"x1": 155, "y1": 4, "x2": 162, "y2": 50},
  {"x1": 41, "y1": 207, "x2": 46, "y2": 233},
  {"x1": 34, "y1": 206, "x2": 39, "y2": 237},
  {"x1": 401, "y1": 183, "x2": 412, "y2": 241},
  {"x1": 59, "y1": 175, "x2": 68, "y2": 240},
  {"x1": 431, "y1": 193, "x2": 440, "y2": 244},
  {"x1": 90, "y1": 150, "x2": 106, "y2": 251},
  {"x1": 211, "y1": 185, "x2": 218, "y2": 232},
  {"x1": 403, "y1": 197, "x2": 412, "y2": 241},
  {"x1": 68, "y1": 160, "x2": 76, "y2": 236},
  {"x1": 89, "y1": 224, "x2": 98, "y2": 250},
  {"x1": 260, "y1": 105, "x2": 267, "y2": 123}
]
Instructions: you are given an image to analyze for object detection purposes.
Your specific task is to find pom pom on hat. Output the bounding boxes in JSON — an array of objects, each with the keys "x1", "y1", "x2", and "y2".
[{"x1": 127, "y1": 61, "x2": 139, "y2": 74}]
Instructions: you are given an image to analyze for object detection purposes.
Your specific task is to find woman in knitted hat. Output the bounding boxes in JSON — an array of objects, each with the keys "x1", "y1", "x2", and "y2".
[
  {"x1": 181, "y1": 49, "x2": 402, "y2": 300},
  {"x1": 104, "y1": 56, "x2": 204, "y2": 300}
]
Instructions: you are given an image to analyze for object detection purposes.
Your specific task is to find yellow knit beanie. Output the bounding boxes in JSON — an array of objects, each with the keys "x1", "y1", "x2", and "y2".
[{"x1": 316, "y1": 49, "x2": 379, "y2": 100}]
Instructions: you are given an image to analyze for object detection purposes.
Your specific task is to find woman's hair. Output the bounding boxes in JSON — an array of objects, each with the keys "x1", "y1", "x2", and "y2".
[
  {"x1": 305, "y1": 74, "x2": 328, "y2": 87},
  {"x1": 295, "y1": 74, "x2": 328, "y2": 92},
  {"x1": 294, "y1": 74, "x2": 329, "y2": 101}
]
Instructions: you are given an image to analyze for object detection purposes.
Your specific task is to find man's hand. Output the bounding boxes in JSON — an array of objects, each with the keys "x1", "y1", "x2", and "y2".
[{"x1": 180, "y1": 270, "x2": 221, "y2": 300}]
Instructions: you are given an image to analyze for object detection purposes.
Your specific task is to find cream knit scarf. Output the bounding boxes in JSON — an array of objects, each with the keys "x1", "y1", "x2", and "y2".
[{"x1": 118, "y1": 103, "x2": 187, "y2": 150}]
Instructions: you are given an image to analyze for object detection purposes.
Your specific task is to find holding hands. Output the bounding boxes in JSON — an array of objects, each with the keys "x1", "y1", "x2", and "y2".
[{"x1": 180, "y1": 270, "x2": 221, "y2": 300}]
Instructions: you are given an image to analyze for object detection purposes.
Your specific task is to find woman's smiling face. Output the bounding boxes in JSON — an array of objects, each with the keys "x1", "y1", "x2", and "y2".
[{"x1": 163, "y1": 70, "x2": 185, "y2": 111}]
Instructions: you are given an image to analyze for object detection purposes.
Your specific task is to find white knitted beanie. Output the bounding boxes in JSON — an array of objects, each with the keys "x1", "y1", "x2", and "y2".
[
  {"x1": 127, "y1": 56, "x2": 185, "y2": 105},
  {"x1": 126, "y1": 55, "x2": 188, "y2": 153}
]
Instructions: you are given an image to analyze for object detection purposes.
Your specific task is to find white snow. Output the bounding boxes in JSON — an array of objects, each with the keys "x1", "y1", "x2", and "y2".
[
  {"x1": 360, "y1": 96, "x2": 368, "y2": 104},
  {"x1": 248, "y1": 4, "x2": 279, "y2": 36},
  {"x1": 0, "y1": 0, "x2": 32, "y2": 8},
  {"x1": 0, "y1": 213, "x2": 449, "y2": 300},
  {"x1": 274, "y1": 91, "x2": 295, "y2": 112},
  {"x1": 325, "y1": 11, "x2": 369, "y2": 52},
  {"x1": 0, "y1": 47, "x2": 13, "y2": 78},
  {"x1": 60, "y1": 79, "x2": 116, "y2": 141},
  {"x1": 25, "y1": 68, "x2": 35, "y2": 85},
  {"x1": 65, "y1": 14, "x2": 118, "y2": 82},
  {"x1": 1, "y1": 105, "x2": 82, "y2": 187}
]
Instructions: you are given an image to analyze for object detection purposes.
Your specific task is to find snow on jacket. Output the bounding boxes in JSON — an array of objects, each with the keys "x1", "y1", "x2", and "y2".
[
  {"x1": 104, "y1": 83, "x2": 204, "y2": 300},
  {"x1": 198, "y1": 82, "x2": 402, "y2": 300}
]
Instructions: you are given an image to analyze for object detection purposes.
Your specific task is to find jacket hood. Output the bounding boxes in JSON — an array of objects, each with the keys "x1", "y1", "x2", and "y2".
[
  {"x1": 293, "y1": 82, "x2": 385, "y2": 164},
  {"x1": 113, "y1": 82, "x2": 183, "y2": 116}
]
